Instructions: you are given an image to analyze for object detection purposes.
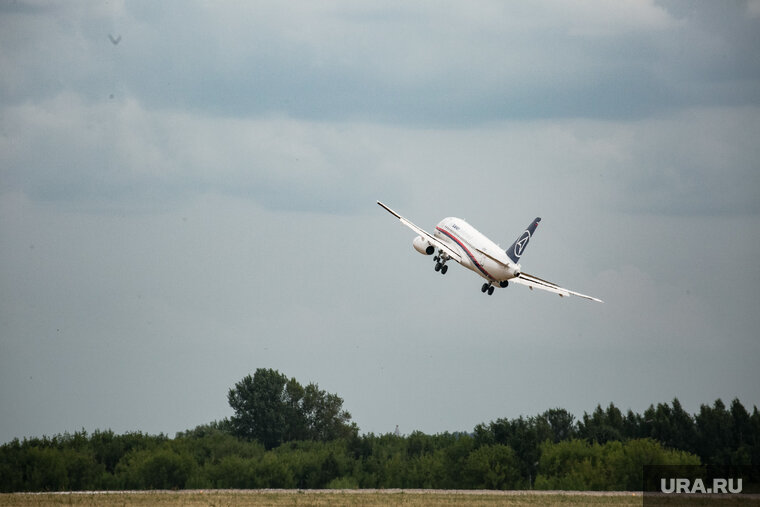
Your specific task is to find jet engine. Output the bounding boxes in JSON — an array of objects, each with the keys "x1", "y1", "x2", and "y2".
[
  {"x1": 412, "y1": 235, "x2": 435, "y2": 255},
  {"x1": 499, "y1": 266, "x2": 521, "y2": 287}
]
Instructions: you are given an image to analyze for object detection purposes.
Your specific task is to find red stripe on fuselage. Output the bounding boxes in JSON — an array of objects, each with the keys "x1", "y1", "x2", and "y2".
[{"x1": 435, "y1": 226, "x2": 494, "y2": 280}]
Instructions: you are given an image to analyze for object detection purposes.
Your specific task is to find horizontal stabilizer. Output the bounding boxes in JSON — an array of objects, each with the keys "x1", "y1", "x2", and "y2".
[{"x1": 512, "y1": 272, "x2": 604, "y2": 303}]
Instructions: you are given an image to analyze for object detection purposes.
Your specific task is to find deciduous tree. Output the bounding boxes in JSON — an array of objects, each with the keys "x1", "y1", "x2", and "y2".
[{"x1": 227, "y1": 368, "x2": 356, "y2": 449}]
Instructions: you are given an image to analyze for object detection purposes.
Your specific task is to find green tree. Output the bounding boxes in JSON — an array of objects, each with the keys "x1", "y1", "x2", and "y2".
[
  {"x1": 464, "y1": 444, "x2": 522, "y2": 489},
  {"x1": 540, "y1": 408, "x2": 577, "y2": 443},
  {"x1": 24, "y1": 447, "x2": 68, "y2": 491},
  {"x1": 578, "y1": 403, "x2": 624, "y2": 443},
  {"x1": 252, "y1": 452, "x2": 295, "y2": 488},
  {"x1": 205, "y1": 455, "x2": 256, "y2": 488},
  {"x1": 622, "y1": 409, "x2": 643, "y2": 440},
  {"x1": 406, "y1": 451, "x2": 447, "y2": 488},
  {"x1": 301, "y1": 384, "x2": 356, "y2": 442},
  {"x1": 695, "y1": 399, "x2": 733, "y2": 466},
  {"x1": 59, "y1": 448, "x2": 105, "y2": 491},
  {"x1": 228, "y1": 369, "x2": 290, "y2": 448},
  {"x1": 176, "y1": 425, "x2": 264, "y2": 468},
  {"x1": 729, "y1": 398, "x2": 753, "y2": 466},
  {"x1": 275, "y1": 441, "x2": 352, "y2": 489},
  {"x1": 535, "y1": 438, "x2": 603, "y2": 490},
  {"x1": 667, "y1": 398, "x2": 697, "y2": 453},
  {"x1": 117, "y1": 447, "x2": 196, "y2": 489},
  {"x1": 0, "y1": 439, "x2": 25, "y2": 492},
  {"x1": 476, "y1": 415, "x2": 553, "y2": 486},
  {"x1": 749, "y1": 406, "x2": 760, "y2": 470},
  {"x1": 535, "y1": 438, "x2": 700, "y2": 491},
  {"x1": 353, "y1": 433, "x2": 408, "y2": 488},
  {"x1": 608, "y1": 438, "x2": 700, "y2": 490},
  {"x1": 227, "y1": 368, "x2": 356, "y2": 449},
  {"x1": 89, "y1": 430, "x2": 166, "y2": 474}
]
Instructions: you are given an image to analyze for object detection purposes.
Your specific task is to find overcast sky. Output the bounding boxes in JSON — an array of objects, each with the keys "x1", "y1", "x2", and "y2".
[{"x1": 1, "y1": 1, "x2": 759, "y2": 444}]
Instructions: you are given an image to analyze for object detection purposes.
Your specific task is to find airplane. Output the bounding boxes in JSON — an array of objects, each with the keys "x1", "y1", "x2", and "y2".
[{"x1": 377, "y1": 201, "x2": 603, "y2": 302}]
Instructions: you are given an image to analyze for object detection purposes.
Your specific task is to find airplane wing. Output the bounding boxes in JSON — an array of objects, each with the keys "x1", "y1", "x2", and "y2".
[
  {"x1": 377, "y1": 201, "x2": 463, "y2": 263},
  {"x1": 511, "y1": 272, "x2": 604, "y2": 303}
]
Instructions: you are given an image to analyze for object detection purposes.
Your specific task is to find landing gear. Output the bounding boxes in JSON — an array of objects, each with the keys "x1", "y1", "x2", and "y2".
[
  {"x1": 481, "y1": 283, "x2": 495, "y2": 295},
  {"x1": 434, "y1": 251, "x2": 449, "y2": 275}
]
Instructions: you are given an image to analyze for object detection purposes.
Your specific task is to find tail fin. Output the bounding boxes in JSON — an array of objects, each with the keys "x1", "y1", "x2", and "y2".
[{"x1": 506, "y1": 217, "x2": 541, "y2": 263}]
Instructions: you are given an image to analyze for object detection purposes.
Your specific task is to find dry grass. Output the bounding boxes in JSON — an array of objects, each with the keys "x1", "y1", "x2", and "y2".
[
  {"x1": 0, "y1": 490, "x2": 646, "y2": 507},
  {"x1": 5, "y1": 490, "x2": 759, "y2": 506}
]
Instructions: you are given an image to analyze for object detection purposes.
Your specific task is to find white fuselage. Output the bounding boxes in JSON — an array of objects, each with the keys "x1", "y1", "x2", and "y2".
[
  {"x1": 434, "y1": 217, "x2": 521, "y2": 283},
  {"x1": 377, "y1": 200, "x2": 602, "y2": 301}
]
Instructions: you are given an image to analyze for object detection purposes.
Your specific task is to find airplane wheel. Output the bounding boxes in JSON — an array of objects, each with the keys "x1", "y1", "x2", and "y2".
[
  {"x1": 435, "y1": 263, "x2": 441, "y2": 272},
  {"x1": 488, "y1": 286, "x2": 495, "y2": 296},
  {"x1": 481, "y1": 283, "x2": 489, "y2": 293},
  {"x1": 441, "y1": 265, "x2": 448, "y2": 274}
]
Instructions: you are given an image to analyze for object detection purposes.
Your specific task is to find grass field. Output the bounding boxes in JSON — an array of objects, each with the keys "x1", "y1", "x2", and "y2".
[
  {"x1": 2, "y1": 490, "x2": 759, "y2": 506},
  {"x1": 0, "y1": 490, "x2": 646, "y2": 506}
]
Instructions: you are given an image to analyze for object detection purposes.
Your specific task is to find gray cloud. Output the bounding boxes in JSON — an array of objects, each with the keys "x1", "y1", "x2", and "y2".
[
  {"x1": 1, "y1": 1, "x2": 759, "y2": 443},
  {"x1": 2, "y1": 94, "x2": 758, "y2": 217},
  {"x1": 3, "y1": 1, "x2": 758, "y2": 124}
]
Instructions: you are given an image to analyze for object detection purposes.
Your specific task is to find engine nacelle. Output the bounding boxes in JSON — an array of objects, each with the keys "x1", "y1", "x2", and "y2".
[{"x1": 412, "y1": 235, "x2": 435, "y2": 255}]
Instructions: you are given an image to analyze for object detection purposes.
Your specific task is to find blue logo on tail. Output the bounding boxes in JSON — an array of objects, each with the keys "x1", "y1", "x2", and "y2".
[
  {"x1": 506, "y1": 218, "x2": 541, "y2": 263},
  {"x1": 513, "y1": 231, "x2": 531, "y2": 258}
]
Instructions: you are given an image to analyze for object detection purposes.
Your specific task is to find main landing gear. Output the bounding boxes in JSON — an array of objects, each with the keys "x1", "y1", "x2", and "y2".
[
  {"x1": 433, "y1": 253, "x2": 449, "y2": 275},
  {"x1": 481, "y1": 283, "x2": 495, "y2": 296}
]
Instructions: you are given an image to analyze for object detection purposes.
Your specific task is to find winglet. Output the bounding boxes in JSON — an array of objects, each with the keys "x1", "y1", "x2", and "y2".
[{"x1": 506, "y1": 218, "x2": 541, "y2": 263}]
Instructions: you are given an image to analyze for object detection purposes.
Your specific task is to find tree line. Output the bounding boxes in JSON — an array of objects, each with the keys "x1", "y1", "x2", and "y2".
[{"x1": 0, "y1": 368, "x2": 757, "y2": 492}]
